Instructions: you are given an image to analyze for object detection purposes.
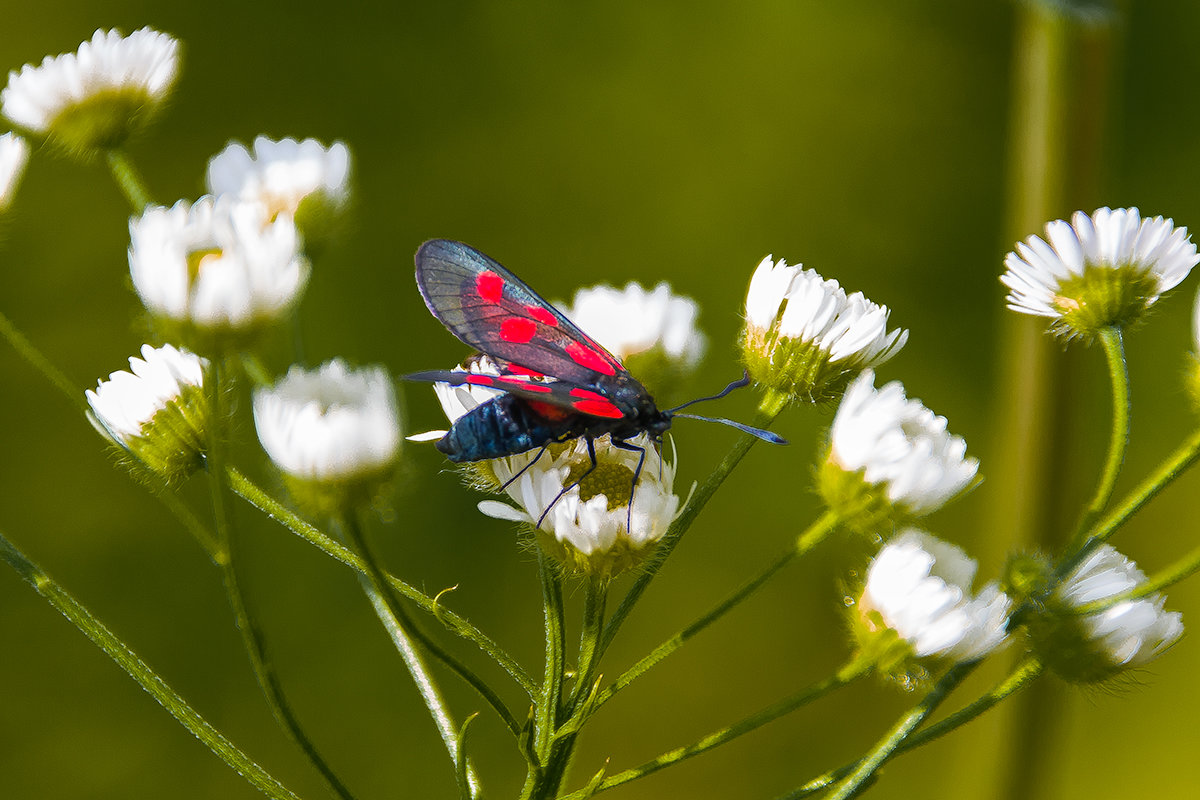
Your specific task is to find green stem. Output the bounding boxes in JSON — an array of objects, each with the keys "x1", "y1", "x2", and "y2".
[
  {"x1": 343, "y1": 512, "x2": 481, "y2": 798},
  {"x1": 0, "y1": 309, "x2": 82, "y2": 407},
  {"x1": 565, "y1": 656, "x2": 871, "y2": 799},
  {"x1": 0, "y1": 529, "x2": 301, "y2": 800},
  {"x1": 597, "y1": 388, "x2": 788, "y2": 662},
  {"x1": 824, "y1": 662, "x2": 977, "y2": 800},
  {"x1": 1056, "y1": 425, "x2": 1200, "y2": 581},
  {"x1": 1068, "y1": 326, "x2": 1128, "y2": 550},
  {"x1": 536, "y1": 550, "x2": 567, "y2": 758},
  {"x1": 105, "y1": 148, "x2": 153, "y2": 211},
  {"x1": 229, "y1": 466, "x2": 536, "y2": 696},
  {"x1": 206, "y1": 359, "x2": 357, "y2": 800},
  {"x1": 569, "y1": 576, "x2": 609, "y2": 712},
  {"x1": 786, "y1": 658, "x2": 1044, "y2": 799}
]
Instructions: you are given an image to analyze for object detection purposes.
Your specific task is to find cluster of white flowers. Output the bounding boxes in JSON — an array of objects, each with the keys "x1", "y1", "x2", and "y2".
[{"x1": 5, "y1": 22, "x2": 1190, "y2": 719}]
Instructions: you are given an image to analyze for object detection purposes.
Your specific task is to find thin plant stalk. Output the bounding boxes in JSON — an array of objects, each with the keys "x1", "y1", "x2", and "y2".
[
  {"x1": 593, "y1": 509, "x2": 839, "y2": 715},
  {"x1": 786, "y1": 658, "x2": 1044, "y2": 799},
  {"x1": 231, "y1": 466, "x2": 536, "y2": 696},
  {"x1": 106, "y1": 148, "x2": 153, "y2": 210},
  {"x1": 0, "y1": 529, "x2": 301, "y2": 800},
  {"x1": 1068, "y1": 326, "x2": 1129, "y2": 551},
  {"x1": 824, "y1": 662, "x2": 977, "y2": 800},
  {"x1": 205, "y1": 358, "x2": 358, "y2": 800},
  {"x1": 597, "y1": 388, "x2": 789, "y2": 661},
  {"x1": 563, "y1": 655, "x2": 872, "y2": 799},
  {"x1": 342, "y1": 511, "x2": 482, "y2": 798}
]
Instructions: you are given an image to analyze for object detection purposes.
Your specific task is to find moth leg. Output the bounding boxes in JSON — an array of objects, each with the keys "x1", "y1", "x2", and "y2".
[
  {"x1": 499, "y1": 444, "x2": 551, "y2": 492},
  {"x1": 610, "y1": 437, "x2": 647, "y2": 533},
  {"x1": 536, "y1": 436, "x2": 598, "y2": 528}
]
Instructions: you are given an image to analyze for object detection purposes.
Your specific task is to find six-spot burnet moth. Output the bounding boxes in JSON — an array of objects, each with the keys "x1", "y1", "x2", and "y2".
[{"x1": 405, "y1": 239, "x2": 785, "y2": 526}]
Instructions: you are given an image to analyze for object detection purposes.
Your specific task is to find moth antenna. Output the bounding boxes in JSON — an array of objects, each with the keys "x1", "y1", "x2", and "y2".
[
  {"x1": 665, "y1": 372, "x2": 752, "y2": 414},
  {"x1": 672, "y1": 413, "x2": 787, "y2": 444}
]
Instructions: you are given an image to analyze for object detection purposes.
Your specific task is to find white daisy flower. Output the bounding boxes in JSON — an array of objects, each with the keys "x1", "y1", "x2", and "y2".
[
  {"x1": 86, "y1": 343, "x2": 208, "y2": 481},
  {"x1": 856, "y1": 529, "x2": 1011, "y2": 669},
  {"x1": 820, "y1": 370, "x2": 978, "y2": 527},
  {"x1": 254, "y1": 360, "x2": 400, "y2": 514},
  {"x1": 2, "y1": 27, "x2": 179, "y2": 152},
  {"x1": 0, "y1": 133, "x2": 29, "y2": 211},
  {"x1": 206, "y1": 136, "x2": 351, "y2": 228},
  {"x1": 128, "y1": 196, "x2": 309, "y2": 344},
  {"x1": 561, "y1": 281, "x2": 705, "y2": 372},
  {"x1": 1002, "y1": 207, "x2": 1199, "y2": 340},
  {"x1": 478, "y1": 434, "x2": 683, "y2": 577},
  {"x1": 742, "y1": 255, "x2": 907, "y2": 402},
  {"x1": 1040, "y1": 545, "x2": 1184, "y2": 681}
]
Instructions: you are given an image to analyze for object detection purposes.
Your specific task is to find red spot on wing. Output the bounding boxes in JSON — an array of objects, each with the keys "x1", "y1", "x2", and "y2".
[
  {"x1": 572, "y1": 398, "x2": 624, "y2": 419},
  {"x1": 476, "y1": 271, "x2": 504, "y2": 303},
  {"x1": 466, "y1": 374, "x2": 497, "y2": 386},
  {"x1": 527, "y1": 306, "x2": 558, "y2": 326},
  {"x1": 505, "y1": 364, "x2": 545, "y2": 378},
  {"x1": 501, "y1": 378, "x2": 552, "y2": 393},
  {"x1": 565, "y1": 341, "x2": 617, "y2": 376},
  {"x1": 528, "y1": 400, "x2": 573, "y2": 421},
  {"x1": 500, "y1": 318, "x2": 538, "y2": 343},
  {"x1": 569, "y1": 387, "x2": 609, "y2": 403}
]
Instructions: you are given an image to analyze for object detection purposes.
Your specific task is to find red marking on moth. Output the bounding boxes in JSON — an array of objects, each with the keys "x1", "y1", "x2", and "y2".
[
  {"x1": 500, "y1": 317, "x2": 538, "y2": 343},
  {"x1": 527, "y1": 305, "x2": 558, "y2": 326},
  {"x1": 476, "y1": 271, "x2": 504, "y2": 303},
  {"x1": 465, "y1": 374, "x2": 496, "y2": 386},
  {"x1": 572, "y1": 398, "x2": 624, "y2": 419},
  {"x1": 505, "y1": 363, "x2": 545, "y2": 378},
  {"x1": 503, "y1": 378, "x2": 552, "y2": 393},
  {"x1": 569, "y1": 387, "x2": 609, "y2": 403},
  {"x1": 528, "y1": 400, "x2": 572, "y2": 421},
  {"x1": 565, "y1": 342, "x2": 616, "y2": 376}
]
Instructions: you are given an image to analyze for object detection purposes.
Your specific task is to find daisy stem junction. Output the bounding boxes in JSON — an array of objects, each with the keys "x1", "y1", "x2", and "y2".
[
  {"x1": 823, "y1": 661, "x2": 978, "y2": 800},
  {"x1": 596, "y1": 387, "x2": 789, "y2": 663},
  {"x1": 105, "y1": 148, "x2": 153, "y2": 211},
  {"x1": 786, "y1": 656, "x2": 1045, "y2": 798},
  {"x1": 560, "y1": 654, "x2": 873, "y2": 800},
  {"x1": 0, "y1": 528, "x2": 302, "y2": 800},
  {"x1": 341, "y1": 510, "x2": 482, "y2": 798},
  {"x1": 204, "y1": 357, "x2": 359, "y2": 800}
]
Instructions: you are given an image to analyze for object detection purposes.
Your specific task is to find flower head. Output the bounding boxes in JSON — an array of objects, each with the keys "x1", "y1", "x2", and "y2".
[
  {"x1": 129, "y1": 196, "x2": 309, "y2": 349},
  {"x1": 478, "y1": 434, "x2": 683, "y2": 577},
  {"x1": 1027, "y1": 545, "x2": 1183, "y2": 683},
  {"x1": 253, "y1": 359, "x2": 401, "y2": 515},
  {"x1": 206, "y1": 136, "x2": 351, "y2": 241},
  {"x1": 742, "y1": 255, "x2": 907, "y2": 402},
  {"x1": 86, "y1": 343, "x2": 208, "y2": 482},
  {"x1": 2, "y1": 27, "x2": 179, "y2": 154},
  {"x1": 0, "y1": 132, "x2": 29, "y2": 211},
  {"x1": 819, "y1": 370, "x2": 978, "y2": 531},
  {"x1": 1002, "y1": 207, "x2": 1199, "y2": 341},
  {"x1": 560, "y1": 282, "x2": 705, "y2": 397},
  {"x1": 853, "y1": 529, "x2": 1011, "y2": 679}
]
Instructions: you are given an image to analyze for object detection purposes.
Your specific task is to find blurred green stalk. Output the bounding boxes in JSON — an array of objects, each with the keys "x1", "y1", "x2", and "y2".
[{"x1": 991, "y1": 3, "x2": 1118, "y2": 799}]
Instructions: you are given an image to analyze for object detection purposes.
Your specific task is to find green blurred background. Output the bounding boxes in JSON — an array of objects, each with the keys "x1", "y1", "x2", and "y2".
[{"x1": 2, "y1": 1, "x2": 1199, "y2": 798}]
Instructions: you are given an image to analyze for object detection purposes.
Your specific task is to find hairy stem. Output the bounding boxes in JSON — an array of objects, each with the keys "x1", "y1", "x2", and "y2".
[{"x1": 105, "y1": 148, "x2": 153, "y2": 211}]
